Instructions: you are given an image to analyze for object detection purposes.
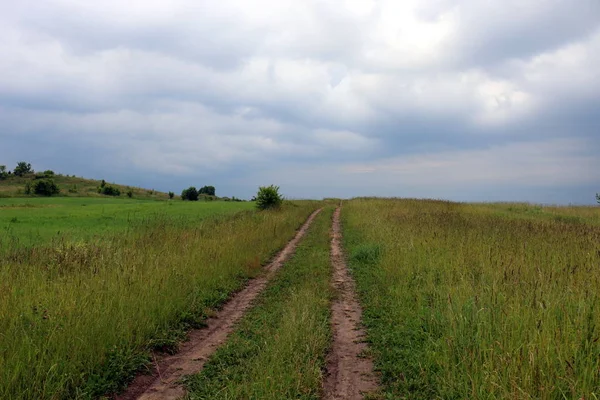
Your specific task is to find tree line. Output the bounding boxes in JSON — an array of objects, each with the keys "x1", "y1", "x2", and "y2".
[{"x1": 180, "y1": 185, "x2": 216, "y2": 200}]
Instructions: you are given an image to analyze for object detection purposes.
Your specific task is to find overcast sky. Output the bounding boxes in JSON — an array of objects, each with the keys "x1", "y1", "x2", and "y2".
[{"x1": 1, "y1": 0, "x2": 599, "y2": 203}]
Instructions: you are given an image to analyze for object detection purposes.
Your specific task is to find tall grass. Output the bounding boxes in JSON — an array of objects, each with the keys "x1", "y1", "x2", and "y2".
[
  {"x1": 185, "y1": 207, "x2": 334, "y2": 399},
  {"x1": 0, "y1": 202, "x2": 319, "y2": 399},
  {"x1": 343, "y1": 198, "x2": 600, "y2": 399}
]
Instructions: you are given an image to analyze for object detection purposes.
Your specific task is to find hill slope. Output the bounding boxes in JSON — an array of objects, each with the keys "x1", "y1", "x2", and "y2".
[{"x1": 0, "y1": 173, "x2": 170, "y2": 200}]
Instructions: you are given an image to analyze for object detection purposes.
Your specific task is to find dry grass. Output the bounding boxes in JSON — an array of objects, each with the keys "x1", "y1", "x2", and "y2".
[{"x1": 343, "y1": 198, "x2": 600, "y2": 399}]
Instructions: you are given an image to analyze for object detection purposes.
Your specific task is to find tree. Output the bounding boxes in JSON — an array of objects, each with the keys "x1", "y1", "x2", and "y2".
[
  {"x1": 181, "y1": 186, "x2": 199, "y2": 201},
  {"x1": 596, "y1": 193, "x2": 600, "y2": 204},
  {"x1": 14, "y1": 161, "x2": 33, "y2": 176},
  {"x1": 0, "y1": 165, "x2": 7, "y2": 180},
  {"x1": 168, "y1": 191, "x2": 175, "y2": 200},
  {"x1": 199, "y1": 185, "x2": 216, "y2": 196},
  {"x1": 255, "y1": 185, "x2": 283, "y2": 210}
]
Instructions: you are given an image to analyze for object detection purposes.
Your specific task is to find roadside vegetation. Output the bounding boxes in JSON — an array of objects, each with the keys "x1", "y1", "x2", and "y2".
[
  {"x1": 255, "y1": 185, "x2": 284, "y2": 210},
  {"x1": 0, "y1": 200, "x2": 320, "y2": 399},
  {"x1": 184, "y1": 207, "x2": 334, "y2": 399},
  {"x1": 343, "y1": 198, "x2": 600, "y2": 399}
]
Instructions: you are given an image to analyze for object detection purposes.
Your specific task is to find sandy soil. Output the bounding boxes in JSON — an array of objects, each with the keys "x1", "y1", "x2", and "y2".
[
  {"x1": 115, "y1": 208, "x2": 323, "y2": 400},
  {"x1": 323, "y1": 206, "x2": 379, "y2": 400}
]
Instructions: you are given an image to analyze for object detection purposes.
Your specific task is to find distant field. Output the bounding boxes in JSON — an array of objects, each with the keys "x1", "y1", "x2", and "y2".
[
  {"x1": 343, "y1": 198, "x2": 600, "y2": 399},
  {"x1": 0, "y1": 197, "x2": 254, "y2": 248}
]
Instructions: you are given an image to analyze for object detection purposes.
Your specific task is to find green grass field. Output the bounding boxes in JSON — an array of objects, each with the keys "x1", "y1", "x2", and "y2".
[
  {"x1": 0, "y1": 197, "x2": 254, "y2": 248},
  {"x1": 2, "y1": 192, "x2": 600, "y2": 399},
  {"x1": 343, "y1": 198, "x2": 600, "y2": 399},
  {"x1": 0, "y1": 197, "x2": 320, "y2": 399}
]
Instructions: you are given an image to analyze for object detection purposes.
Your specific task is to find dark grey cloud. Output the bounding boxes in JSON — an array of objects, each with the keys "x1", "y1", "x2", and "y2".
[{"x1": 0, "y1": 0, "x2": 599, "y2": 203}]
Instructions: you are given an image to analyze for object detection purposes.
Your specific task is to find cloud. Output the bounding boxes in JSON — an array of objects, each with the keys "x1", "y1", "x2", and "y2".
[{"x1": 0, "y1": 0, "x2": 598, "y2": 203}]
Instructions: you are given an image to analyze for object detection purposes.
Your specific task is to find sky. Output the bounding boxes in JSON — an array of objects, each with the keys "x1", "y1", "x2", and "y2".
[{"x1": 0, "y1": 0, "x2": 599, "y2": 203}]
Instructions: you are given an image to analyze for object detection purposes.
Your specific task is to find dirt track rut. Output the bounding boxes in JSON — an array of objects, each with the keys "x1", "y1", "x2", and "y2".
[
  {"x1": 116, "y1": 208, "x2": 322, "y2": 400},
  {"x1": 323, "y1": 206, "x2": 378, "y2": 400}
]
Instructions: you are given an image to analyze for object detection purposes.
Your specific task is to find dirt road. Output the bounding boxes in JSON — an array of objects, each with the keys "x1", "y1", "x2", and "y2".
[
  {"x1": 116, "y1": 208, "x2": 322, "y2": 400},
  {"x1": 323, "y1": 206, "x2": 379, "y2": 400}
]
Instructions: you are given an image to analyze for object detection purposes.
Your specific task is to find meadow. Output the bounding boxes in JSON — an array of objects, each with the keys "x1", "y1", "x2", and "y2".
[
  {"x1": 2, "y1": 192, "x2": 600, "y2": 400},
  {"x1": 0, "y1": 198, "x2": 319, "y2": 399},
  {"x1": 343, "y1": 198, "x2": 600, "y2": 399},
  {"x1": 0, "y1": 197, "x2": 254, "y2": 248}
]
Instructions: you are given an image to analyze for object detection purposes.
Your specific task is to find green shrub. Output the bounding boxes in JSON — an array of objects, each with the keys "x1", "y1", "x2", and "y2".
[
  {"x1": 181, "y1": 187, "x2": 199, "y2": 201},
  {"x1": 34, "y1": 172, "x2": 52, "y2": 179},
  {"x1": 0, "y1": 165, "x2": 7, "y2": 180},
  {"x1": 255, "y1": 185, "x2": 283, "y2": 210},
  {"x1": 68, "y1": 185, "x2": 78, "y2": 194},
  {"x1": 31, "y1": 179, "x2": 60, "y2": 196},
  {"x1": 100, "y1": 185, "x2": 121, "y2": 196},
  {"x1": 126, "y1": 189, "x2": 133, "y2": 198},
  {"x1": 168, "y1": 191, "x2": 174, "y2": 200}
]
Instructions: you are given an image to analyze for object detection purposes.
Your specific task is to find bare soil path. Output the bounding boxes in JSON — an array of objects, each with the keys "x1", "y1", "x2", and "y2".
[
  {"x1": 323, "y1": 206, "x2": 379, "y2": 400},
  {"x1": 116, "y1": 208, "x2": 323, "y2": 400}
]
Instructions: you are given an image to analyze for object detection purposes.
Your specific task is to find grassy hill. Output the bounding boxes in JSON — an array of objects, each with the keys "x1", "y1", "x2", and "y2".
[{"x1": 0, "y1": 172, "x2": 170, "y2": 200}]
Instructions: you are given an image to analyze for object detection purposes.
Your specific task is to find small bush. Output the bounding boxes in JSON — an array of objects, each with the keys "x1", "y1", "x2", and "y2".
[
  {"x1": 68, "y1": 185, "x2": 78, "y2": 194},
  {"x1": 181, "y1": 187, "x2": 199, "y2": 201},
  {"x1": 31, "y1": 179, "x2": 61, "y2": 196},
  {"x1": 126, "y1": 189, "x2": 133, "y2": 198},
  {"x1": 168, "y1": 191, "x2": 174, "y2": 200},
  {"x1": 34, "y1": 172, "x2": 53, "y2": 179},
  {"x1": 255, "y1": 185, "x2": 283, "y2": 210}
]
